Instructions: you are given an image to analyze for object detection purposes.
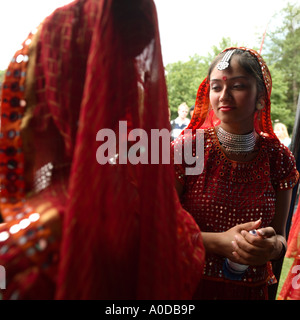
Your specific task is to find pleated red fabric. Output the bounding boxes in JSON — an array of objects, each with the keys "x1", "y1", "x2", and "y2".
[{"x1": 53, "y1": 0, "x2": 205, "y2": 300}]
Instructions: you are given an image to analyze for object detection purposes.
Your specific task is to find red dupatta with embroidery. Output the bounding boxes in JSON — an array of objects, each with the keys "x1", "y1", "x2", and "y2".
[
  {"x1": 0, "y1": 0, "x2": 204, "y2": 299},
  {"x1": 0, "y1": 0, "x2": 205, "y2": 300},
  {"x1": 52, "y1": 0, "x2": 205, "y2": 300}
]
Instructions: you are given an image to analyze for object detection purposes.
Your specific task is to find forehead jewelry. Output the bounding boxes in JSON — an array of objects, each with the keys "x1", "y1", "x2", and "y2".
[{"x1": 217, "y1": 49, "x2": 236, "y2": 71}]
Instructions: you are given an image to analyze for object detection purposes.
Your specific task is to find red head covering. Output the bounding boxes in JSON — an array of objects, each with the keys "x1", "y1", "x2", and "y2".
[
  {"x1": 0, "y1": 0, "x2": 204, "y2": 299},
  {"x1": 187, "y1": 47, "x2": 277, "y2": 139},
  {"x1": 53, "y1": 0, "x2": 204, "y2": 300}
]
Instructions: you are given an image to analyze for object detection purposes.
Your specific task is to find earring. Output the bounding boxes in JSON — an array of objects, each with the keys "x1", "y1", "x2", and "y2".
[{"x1": 256, "y1": 102, "x2": 264, "y2": 110}]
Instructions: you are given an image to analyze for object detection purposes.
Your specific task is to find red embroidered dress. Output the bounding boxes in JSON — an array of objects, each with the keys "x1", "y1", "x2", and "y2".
[{"x1": 173, "y1": 127, "x2": 299, "y2": 299}]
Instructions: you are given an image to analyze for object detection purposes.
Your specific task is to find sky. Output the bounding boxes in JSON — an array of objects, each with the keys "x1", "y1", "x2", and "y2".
[{"x1": 0, "y1": 0, "x2": 295, "y2": 70}]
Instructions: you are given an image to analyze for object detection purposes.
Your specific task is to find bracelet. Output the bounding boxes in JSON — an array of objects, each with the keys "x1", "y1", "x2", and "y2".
[{"x1": 273, "y1": 239, "x2": 287, "y2": 261}]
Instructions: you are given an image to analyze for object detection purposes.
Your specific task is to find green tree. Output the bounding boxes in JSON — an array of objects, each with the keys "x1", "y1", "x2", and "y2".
[
  {"x1": 264, "y1": 2, "x2": 300, "y2": 132},
  {"x1": 268, "y1": 65, "x2": 292, "y2": 126},
  {"x1": 166, "y1": 54, "x2": 208, "y2": 119}
]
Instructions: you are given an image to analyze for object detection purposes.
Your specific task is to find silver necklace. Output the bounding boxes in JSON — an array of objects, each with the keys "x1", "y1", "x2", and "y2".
[{"x1": 217, "y1": 127, "x2": 257, "y2": 154}]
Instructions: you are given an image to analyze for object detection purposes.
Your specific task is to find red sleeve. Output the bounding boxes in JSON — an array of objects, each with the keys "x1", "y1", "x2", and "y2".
[
  {"x1": 269, "y1": 142, "x2": 299, "y2": 190},
  {"x1": 171, "y1": 135, "x2": 186, "y2": 185},
  {"x1": 174, "y1": 189, "x2": 205, "y2": 298}
]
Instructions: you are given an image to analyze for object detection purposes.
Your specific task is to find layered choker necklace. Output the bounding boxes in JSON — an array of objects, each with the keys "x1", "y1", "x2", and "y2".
[{"x1": 217, "y1": 127, "x2": 257, "y2": 154}]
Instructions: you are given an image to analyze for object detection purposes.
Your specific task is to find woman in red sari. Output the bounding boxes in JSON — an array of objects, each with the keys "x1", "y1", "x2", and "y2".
[
  {"x1": 0, "y1": 0, "x2": 205, "y2": 299},
  {"x1": 172, "y1": 47, "x2": 299, "y2": 299}
]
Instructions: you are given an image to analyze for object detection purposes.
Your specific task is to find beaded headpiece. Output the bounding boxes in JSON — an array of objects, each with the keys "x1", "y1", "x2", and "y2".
[{"x1": 216, "y1": 49, "x2": 236, "y2": 70}]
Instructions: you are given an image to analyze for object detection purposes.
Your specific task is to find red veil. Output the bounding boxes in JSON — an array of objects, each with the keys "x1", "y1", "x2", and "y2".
[
  {"x1": 55, "y1": 0, "x2": 205, "y2": 299},
  {"x1": 0, "y1": 0, "x2": 204, "y2": 299}
]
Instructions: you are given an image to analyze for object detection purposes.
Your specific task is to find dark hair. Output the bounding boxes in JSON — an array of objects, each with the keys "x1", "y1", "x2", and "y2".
[{"x1": 208, "y1": 49, "x2": 267, "y2": 101}]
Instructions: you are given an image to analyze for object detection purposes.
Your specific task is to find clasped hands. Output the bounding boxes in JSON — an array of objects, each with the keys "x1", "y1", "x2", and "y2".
[{"x1": 224, "y1": 219, "x2": 281, "y2": 266}]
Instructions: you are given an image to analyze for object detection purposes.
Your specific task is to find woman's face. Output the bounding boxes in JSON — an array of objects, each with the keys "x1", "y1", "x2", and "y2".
[
  {"x1": 178, "y1": 105, "x2": 189, "y2": 120},
  {"x1": 209, "y1": 55, "x2": 258, "y2": 134},
  {"x1": 274, "y1": 124, "x2": 288, "y2": 139}
]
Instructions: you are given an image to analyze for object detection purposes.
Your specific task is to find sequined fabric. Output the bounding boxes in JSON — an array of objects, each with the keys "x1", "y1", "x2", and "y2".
[
  {"x1": 173, "y1": 127, "x2": 299, "y2": 297},
  {"x1": 0, "y1": 32, "x2": 32, "y2": 204}
]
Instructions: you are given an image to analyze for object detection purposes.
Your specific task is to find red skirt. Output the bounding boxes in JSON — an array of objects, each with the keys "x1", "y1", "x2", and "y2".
[{"x1": 193, "y1": 278, "x2": 269, "y2": 300}]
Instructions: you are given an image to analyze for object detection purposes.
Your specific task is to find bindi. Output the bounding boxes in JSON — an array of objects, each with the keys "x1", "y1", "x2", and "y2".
[{"x1": 222, "y1": 76, "x2": 227, "y2": 81}]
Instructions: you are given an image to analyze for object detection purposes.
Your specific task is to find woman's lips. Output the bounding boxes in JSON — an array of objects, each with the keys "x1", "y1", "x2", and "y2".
[{"x1": 219, "y1": 106, "x2": 235, "y2": 112}]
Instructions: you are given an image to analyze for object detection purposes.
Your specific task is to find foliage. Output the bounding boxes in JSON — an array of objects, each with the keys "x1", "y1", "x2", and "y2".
[
  {"x1": 166, "y1": 55, "x2": 207, "y2": 119},
  {"x1": 263, "y1": 2, "x2": 300, "y2": 132},
  {"x1": 268, "y1": 65, "x2": 292, "y2": 127},
  {"x1": 0, "y1": 69, "x2": 5, "y2": 88}
]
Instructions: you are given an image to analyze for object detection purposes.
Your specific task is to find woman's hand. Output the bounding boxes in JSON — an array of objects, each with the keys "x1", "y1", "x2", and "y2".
[
  {"x1": 219, "y1": 219, "x2": 263, "y2": 259},
  {"x1": 202, "y1": 219, "x2": 262, "y2": 259},
  {"x1": 231, "y1": 226, "x2": 284, "y2": 265}
]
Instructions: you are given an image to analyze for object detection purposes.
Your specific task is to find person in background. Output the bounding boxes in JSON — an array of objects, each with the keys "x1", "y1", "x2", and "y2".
[
  {"x1": 172, "y1": 47, "x2": 299, "y2": 300},
  {"x1": 189, "y1": 105, "x2": 195, "y2": 119},
  {"x1": 274, "y1": 122, "x2": 291, "y2": 148},
  {"x1": 170, "y1": 102, "x2": 190, "y2": 141}
]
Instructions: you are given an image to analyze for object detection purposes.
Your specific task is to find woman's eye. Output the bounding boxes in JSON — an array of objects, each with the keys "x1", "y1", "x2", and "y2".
[
  {"x1": 232, "y1": 84, "x2": 245, "y2": 89},
  {"x1": 211, "y1": 86, "x2": 221, "y2": 91}
]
